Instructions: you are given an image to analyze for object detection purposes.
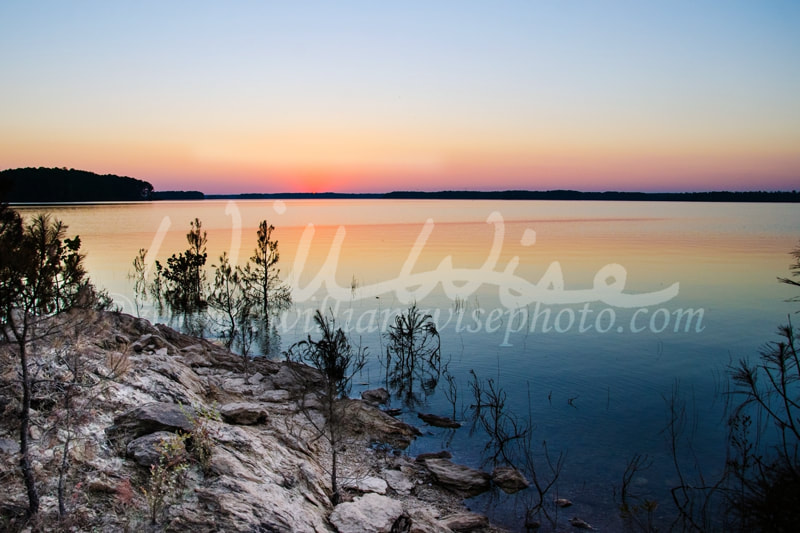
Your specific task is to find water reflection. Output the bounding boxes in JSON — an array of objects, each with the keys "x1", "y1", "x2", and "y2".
[{"x1": 382, "y1": 304, "x2": 442, "y2": 407}]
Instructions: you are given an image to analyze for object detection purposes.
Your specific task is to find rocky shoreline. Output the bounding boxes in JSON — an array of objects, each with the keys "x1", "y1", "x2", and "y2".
[{"x1": 0, "y1": 310, "x2": 516, "y2": 532}]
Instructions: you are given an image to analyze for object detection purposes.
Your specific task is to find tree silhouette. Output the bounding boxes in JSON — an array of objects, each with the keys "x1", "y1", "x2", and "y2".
[
  {"x1": 383, "y1": 304, "x2": 441, "y2": 406},
  {"x1": 286, "y1": 310, "x2": 367, "y2": 504},
  {"x1": 245, "y1": 220, "x2": 291, "y2": 328},
  {"x1": 0, "y1": 211, "x2": 91, "y2": 517},
  {"x1": 153, "y1": 218, "x2": 207, "y2": 312}
]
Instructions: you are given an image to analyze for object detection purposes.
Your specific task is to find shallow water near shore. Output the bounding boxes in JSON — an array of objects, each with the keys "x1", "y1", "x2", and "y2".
[{"x1": 15, "y1": 199, "x2": 799, "y2": 530}]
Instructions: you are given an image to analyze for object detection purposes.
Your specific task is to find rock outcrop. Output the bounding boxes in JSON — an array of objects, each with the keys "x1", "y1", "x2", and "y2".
[{"x1": 0, "y1": 310, "x2": 502, "y2": 532}]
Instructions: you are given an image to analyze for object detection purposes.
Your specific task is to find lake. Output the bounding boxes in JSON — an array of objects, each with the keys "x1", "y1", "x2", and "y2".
[{"x1": 14, "y1": 199, "x2": 800, "y2": 530}]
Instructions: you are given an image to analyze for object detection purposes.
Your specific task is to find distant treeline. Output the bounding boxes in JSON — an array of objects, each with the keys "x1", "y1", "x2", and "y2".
[
  {"x1": 3, "y1": 166, "x2": 797, "y2": 203},
  {"x1": 0, "y1": 167, "x2": 155, "y2": 203},
  {"x1": 152, "y1": 190, "x2": 205, "y2": 200},
  {"x1": 210, "y1": 189, "x2": 800, "y2": 202},
  {"x1": 206, "y1": 192, "x2": 383, "y2": 200},
  {"x1": 383, "y1": 190, "x2": 800, "y2": 202}
]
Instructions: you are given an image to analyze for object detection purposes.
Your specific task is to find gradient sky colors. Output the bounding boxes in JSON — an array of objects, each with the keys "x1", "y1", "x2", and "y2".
[{"x1": 1, "y1": 1, "x2": 799, "y2": 194}]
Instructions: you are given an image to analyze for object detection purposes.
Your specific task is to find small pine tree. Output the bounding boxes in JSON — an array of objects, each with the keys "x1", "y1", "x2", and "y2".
[
  {"x1": 286, "y1": 310, "x2": 367, "y2": 503},
  {"x1": 153, "y1": 218, "x2": 207, "y2": 312},
  {"x1": 245, "y1": 220, "x2": 291, "y2": 327},
  {"x1": 208, "y1": 252, "x2": 257, "y2": 355},
  {"x1": 0, "y1": 210, "x2": 92, "y2": 517}
]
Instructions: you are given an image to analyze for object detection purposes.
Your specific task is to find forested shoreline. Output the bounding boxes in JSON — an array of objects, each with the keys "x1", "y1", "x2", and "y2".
[{"x1": 2, "y1": 167, "x2": 798, "y2": 203}]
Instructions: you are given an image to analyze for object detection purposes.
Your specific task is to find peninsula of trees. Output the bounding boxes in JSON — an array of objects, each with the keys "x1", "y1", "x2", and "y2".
[
  {"x1": 0, "y1": 167, "x2": 154, "y2": 203},
  {"x1": 0, "y1": 167, "x2": 204, "y2": 203}
]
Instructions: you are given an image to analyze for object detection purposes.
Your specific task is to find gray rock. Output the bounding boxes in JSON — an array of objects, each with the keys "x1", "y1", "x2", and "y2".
[
  {"x1": 299, "y1": 393, "x2": 324, "y2": 410},
  {"x1": 106, "y1": 401, "x2": 195, "y2": 445},
  {"x1": 221, "y1": 377, "x2": 248, "y2": 392},
  {"x1": 149, "y1": 357, "x2": 206, "y2": 396},
  {"x1": 330, "y1": 493, "x2": 404, "y2": 533},
  {"x1": 180, "y1": 343, "x2": 213, "y2": 367},
  {"x1": 491, "y1": 465, "x2": 530, "y2": 494},
  {"x1": 382, "y1": 469, "x2": 414, "y2": 495},
  {"x1": 0, "y1": 437, "x2": 19, "y2": 454},
  {"x1": 247, "y1": 372, "x2": 265, "y2": 385},
  {"x1": 126, "y1": 431, "x2": 176, "y2": 467},
  {"x1": 361, "y1": 387, "x2": 390, "y2": 405},
  {"x1": 415, "y1": 451, "x2": 452, "y2": 462},
  {"x1": 569, "y1": 517, "x2": 594, "y2": 530},
  {"x1": 342, "y1": 475, "x2": 388, "y2": 495},
  {"x1": 133, "y1": 333, "x2": 176, "y2": 354},
  {"x1": 408, "y1": 508, "x2": 452, "y2": 533},
  {"x1": 554, "y1": 498, "x2": 572, "y2": 508},
  {"x1": 339, "y1": 399, "x2": 421, "y2": 449},
  {"x1": 422, "y1": 458, "x2": 491, "y2": 497},
  {"x1": 417, "y1": 413, "x2": 460, "y2": 429},
  {"x1": 269, "y1": 364, "x2": 303, "y2": 390},
  {"x1": 258, "y1": 389, "x2": 290, "y2": 403},
  {"x1": 440, "y1": 512, "x2": 489, "y2": 532},
  {"x1": 220, "y1": 402, "x2": 269, "y2": 425}
]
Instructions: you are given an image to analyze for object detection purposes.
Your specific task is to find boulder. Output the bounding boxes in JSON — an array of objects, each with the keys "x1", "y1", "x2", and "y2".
[
  {"x1": 220, "y1": 402, "x2": 269, "y2": 425},
  {"x1": 126, "y1": 431, "x2": 176, "y2": 467},
  {"x1": 382, "y1": 469, "x2": 414, "y2": 495},
  {"x1": 361, "y1": 387, "x2": 390, "y2": 405},
  {"x1": 342, "y1": 475, "x2": 388, "y2": 495},
  {"x1": 491, "y1": 466, "x2": 530, "y2": 494},
  {"x1": 106, "y1": 402, "x2": 194, "y2": 445},
  {"x1": 439, "y1": 512, "x2": 489, "y2": 532},
  {"x1": 339, "y1": 399, "x2": 421, "y2": 449},
  {"x1": 269, "y1": 363, "x2": 321, "y2": 391},
  {"x1": 422, "y1": 458, "x2": 491, "y2": 497},
  {"x1": 417, "y1": 413, "x2": 460, "y2": 429},
  {"x1": 415, "y1": 450, "x2": 452, "y2": 463},
  {"x1": 330, "y1": 493, "x2": 404, "y2": 533}
]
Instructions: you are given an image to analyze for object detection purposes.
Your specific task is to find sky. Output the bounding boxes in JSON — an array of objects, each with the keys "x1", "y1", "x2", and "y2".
[{"x1": 1, "y1": 1, "x2": 799, "y2": 194}]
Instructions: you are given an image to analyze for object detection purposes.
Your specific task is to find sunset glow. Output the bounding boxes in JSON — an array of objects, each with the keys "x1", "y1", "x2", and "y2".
[{"x1": 1, "y1": 1, "x2": 798, "y2": 194}]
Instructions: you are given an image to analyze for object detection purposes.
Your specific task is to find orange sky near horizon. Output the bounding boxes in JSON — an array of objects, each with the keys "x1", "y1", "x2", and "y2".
[{"x1": 1, "y1": 2, "x2": 798, "y2": 194}]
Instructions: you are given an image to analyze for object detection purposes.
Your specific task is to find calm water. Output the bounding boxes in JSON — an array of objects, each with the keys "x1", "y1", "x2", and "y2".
[{"x1": 15, "y1": 199, "x2": 800, "y2": 530}]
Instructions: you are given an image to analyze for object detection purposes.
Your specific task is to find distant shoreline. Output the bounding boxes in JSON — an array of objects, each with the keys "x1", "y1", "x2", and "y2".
[
  {"x1": 8, "y1": 189, "x2": 800, "y2": 205},
  {"x1": 3, "y1": 167, "x2": 798, "y2": 203},
  {"x1": 205, "y1": 190, "x2": 800, "y2": 202}
]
